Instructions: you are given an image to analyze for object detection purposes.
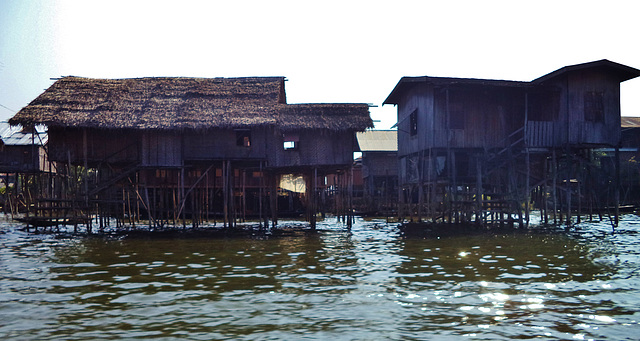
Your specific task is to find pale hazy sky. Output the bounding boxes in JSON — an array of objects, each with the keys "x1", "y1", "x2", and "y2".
[{"x1": 1, "y1": 0, "x2": 639, "y2": 129}]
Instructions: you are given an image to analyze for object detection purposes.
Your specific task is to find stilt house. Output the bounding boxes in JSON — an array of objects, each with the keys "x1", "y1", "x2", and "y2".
[
  {"x1": 355, "y1": 130, "x2": 398, "y2": 213},
  {"x1": 9, "y1": 76, "x2": 372, "y2": 230},
  {"x1": 384, "y1": 59, "x2": 640, "y2": 227},
  {"x1": 0, "y1": 123, "x2": 49, "y2": 174}
]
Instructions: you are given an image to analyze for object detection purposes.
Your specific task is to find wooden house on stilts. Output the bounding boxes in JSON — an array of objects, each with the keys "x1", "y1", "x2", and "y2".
[
  {"x1": 9, "y1": 77, "x2": 372, "y2": 232},
  {"x1": 384, "y1": 60, "x2": 640, "y2": 228},
  {"x1": 0, "y1": 123, "x2": 52, "y2": 215}
]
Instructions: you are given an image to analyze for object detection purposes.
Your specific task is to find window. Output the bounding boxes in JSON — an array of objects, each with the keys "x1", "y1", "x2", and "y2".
[
  {"x1": 584, "y1": 91, "x2": 604, "y2": 123},
  {"x1": 283, "y1": 133, "x2": 299, "y2": 150},
  {"x1": 409, "y1": 110, "x2": 418, "y2": 136},
  {"x1": 235, "y1": 130, "x2": 251, "y2": 147}
]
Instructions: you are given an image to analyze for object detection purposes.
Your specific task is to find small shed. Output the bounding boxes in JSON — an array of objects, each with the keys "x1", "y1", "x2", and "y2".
[
  {"x1": 356, "y1": 130, "x2": 398, "y2": 198},
  {"x1": 0, "y1": 123, "x2": 49, "y2": 173}
]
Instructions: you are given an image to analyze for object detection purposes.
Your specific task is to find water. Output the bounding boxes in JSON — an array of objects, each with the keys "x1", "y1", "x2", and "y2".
[{"x1": 1, "y1": 214, "x2": 640, "y2": 340}]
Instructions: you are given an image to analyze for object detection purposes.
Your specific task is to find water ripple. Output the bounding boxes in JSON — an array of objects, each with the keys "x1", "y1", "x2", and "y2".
[{"x1": 1, "y1": 215, "x2": 640, "y2": 339}]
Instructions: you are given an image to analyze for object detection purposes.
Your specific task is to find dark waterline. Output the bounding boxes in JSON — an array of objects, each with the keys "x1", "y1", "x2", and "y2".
[{"x1": 1, "y1": 214, "x2": 640, "y2": 340}]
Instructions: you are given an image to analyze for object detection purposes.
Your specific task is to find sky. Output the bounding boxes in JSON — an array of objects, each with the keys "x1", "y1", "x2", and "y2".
[{"x1": 1, "y1": 0, "x2": 639, "y2": 130}]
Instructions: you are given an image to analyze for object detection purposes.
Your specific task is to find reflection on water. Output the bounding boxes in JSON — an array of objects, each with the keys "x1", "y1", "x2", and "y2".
[{"x1": 1, "y1": 214, "x2": 640, "y2": 340}]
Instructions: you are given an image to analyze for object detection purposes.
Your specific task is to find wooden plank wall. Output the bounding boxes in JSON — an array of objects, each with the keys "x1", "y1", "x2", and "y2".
[
  {"x1": 141, "y1": 131, "x2": 182, "y2": 167},
  {"x1": 48, "y1": 128, "x2": 139, "y2": 165},
  {"x1": 183, "y1": 128, "x2": 270, "y2": 161},
  {"x1": 271, "y1": 130, "x2": 354, "y2": 168}
]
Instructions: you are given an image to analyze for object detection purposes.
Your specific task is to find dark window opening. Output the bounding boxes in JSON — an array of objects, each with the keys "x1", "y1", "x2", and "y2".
[
  {"x1": 585, "y1": 91, "x2": 604, "y2": 123},
  {"x1": 235, "y1": 130, "x2": 251, "y2": 147},
  {"x1": 409, "y1": 110, "x2": 418, "y2": 136}
]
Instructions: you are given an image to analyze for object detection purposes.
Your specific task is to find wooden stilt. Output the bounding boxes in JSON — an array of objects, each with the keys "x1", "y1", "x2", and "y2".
[{"x1": 614, "y1": 145, "x2": 620, "y2": 230}]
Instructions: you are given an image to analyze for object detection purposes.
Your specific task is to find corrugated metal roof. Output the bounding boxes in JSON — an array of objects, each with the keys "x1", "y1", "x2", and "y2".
[
  {"x1": 0, "y1": 122, "x2": 21, "y2": 139},
  {"x1": 621, "y1": 116, "x2": 640, "y2": 128},
  {"x1": 357, "y1": 130, "x2": 397, "y2": 152},
  {"x1": 0, "y1": 122, "x2": 48, "y2": 146}
]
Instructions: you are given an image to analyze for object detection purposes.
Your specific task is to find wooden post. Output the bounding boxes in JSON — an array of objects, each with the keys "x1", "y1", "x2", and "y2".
[
  {"x1": 552, "y1": 149, "x2": 558, "y2": 225},
  {"x1": 614, "y1": 145, "x2": 620, "y2": 230},
  {"x1": 180, "y1": 168, "x2": 186, "y2": 229},
  {"x1": 543, "y1": 157, "x2": 549, "y2": 225},
  {"x1": 577, "y1": 156, "x2": 582, "y2": 224},
  {"x1": 223, "y1": 161, "x2": 228, "y2": 228},
  {"x1": 565, "y1": 153, "x2": 572, "y2": 227},
  {"x1": 242, "y1": 170, "x2": 247, "y2": 223},
  {"x1": 270, "y1": 172, "x2": 278, "y2": 228},
  {"x1": 309, "y1": 169, "x2": 317, "y2": 230},
  {"x1": 83, "y1": 129, "x2": 89, "y2": 207},
  {"x1": 228, "y1": 161, "x2": 235, "y2": 228},
  {"x1": 259, "y1": 162, "x2": 265, "y2": 228},
  {"x1": 417, "y1": 151, "x2": 424, "y2": 222},
  {"x1": 475, "y1": 153, "x2": 483, "y2": 225},
  {"x1": 347, "y1": 165, "x2": 354, "y2": 230}
]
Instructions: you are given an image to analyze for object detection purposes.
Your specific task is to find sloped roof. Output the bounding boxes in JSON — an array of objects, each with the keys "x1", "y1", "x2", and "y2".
[
  {"x1": 357, "y1": 130, "x2": 397, "y2": 152},
  {"x1": 532, "y1": 59, "x2": 640, "y2": 84},
  {"x1": 384, "y1": 60, "x2": 640, "y2": 105},
  {"x1": 10, "y1": 76, "x2": 373, "y2": 132},
  {"x1": 383, "y1": 76, "x2": 529, "y2": 105},
  {"x1": 0, "y1": 122, "x2": 47, "y2": 146}
]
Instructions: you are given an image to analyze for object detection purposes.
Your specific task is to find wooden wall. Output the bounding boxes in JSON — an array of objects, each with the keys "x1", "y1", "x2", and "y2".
[
  {"x1": 48, "y1": 128, "x2": 139, "y2": 166},
  {"x1": 396, "y1": 83, "x2": 527, "y2": 157},
  {"x1": 183, "y1": 128, "x2": 271, "y2": 161},
  {"x1": 539, "y1": 69, "x2": 622, "y2": 147},
  {"x1": 141, "y1": 131, "x2": 183, "y2": 167},
  {"x1": 0, "y1": 145, "x2": 48, "y2": 173},
  {"x1": 269, "y1": 130, "x2": 355, "y2": 168},
  {"x1": 396, "y1": 83, "x2": 433, "y2": 158},
  {"x1": 362, "y1": 152, "x2": 398, "y2": 178}
]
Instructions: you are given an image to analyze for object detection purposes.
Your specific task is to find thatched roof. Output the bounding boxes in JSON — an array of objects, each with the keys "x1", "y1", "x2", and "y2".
[
  {"x1": 10, "y1": 76, "x2": 373, "y2": 132},
  {"x1": 278, "y1": 103, "x2": 373, "y2": 131}
]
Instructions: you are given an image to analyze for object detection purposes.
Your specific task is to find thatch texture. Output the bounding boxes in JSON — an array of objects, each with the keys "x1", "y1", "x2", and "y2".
[
  {"x1": 10, "y1": 76, "x2": 373, "y2": 132},
  {"x1": 277, "y1": 103, "x2": 373, "y2": 132}
]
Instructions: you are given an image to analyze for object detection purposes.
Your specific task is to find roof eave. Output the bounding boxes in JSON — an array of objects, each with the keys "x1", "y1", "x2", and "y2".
[{"x1": 532, "y1": 59, "x2": 640, "y2": 84}]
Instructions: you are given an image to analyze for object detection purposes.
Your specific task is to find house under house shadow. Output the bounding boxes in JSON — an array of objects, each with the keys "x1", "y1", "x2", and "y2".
[{"x1": 8, "y1": 76, "x2": 373, "y2": 232}]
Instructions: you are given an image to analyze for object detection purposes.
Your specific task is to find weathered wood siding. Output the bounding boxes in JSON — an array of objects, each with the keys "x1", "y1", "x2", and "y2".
[
  {"x1": 269, "y1": 130, "x2": 355, "y2": 168},
  {"x1": 436, "y1": 87, "x2": 525, "y2": 149},
  {"x1": 183, "y1": 128, "x2": 270, "y2": 161},
  {"x1": 525, "y1": 121, "x2": 555, "y2": 147},
  {"x1": 362, "y1": 152, "x2": 398, "y2": 178},
  {"x1": 396, "y1": 83, "x2": 433, "y2": 158},
  {"x1": 396, "y1": 84, "x2": 527, "y2": 156},
  {"x1": 48, "y1": 128, "x2": 140, "y2": 165},
  {"x1": 0, "y1": 145, "x2": 46, "y2": 172},
  {"x1": 141, "y1": 131, "x2": 182, "y2": 167},
  {"x1": 540, "y1": 69, "x2": 621, "y2": 147}
]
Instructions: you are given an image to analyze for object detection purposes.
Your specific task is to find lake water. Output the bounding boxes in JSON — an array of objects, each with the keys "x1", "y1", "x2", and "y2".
[{"x1": 1, "y1": 214, "x2": 640, "y2": 340}]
